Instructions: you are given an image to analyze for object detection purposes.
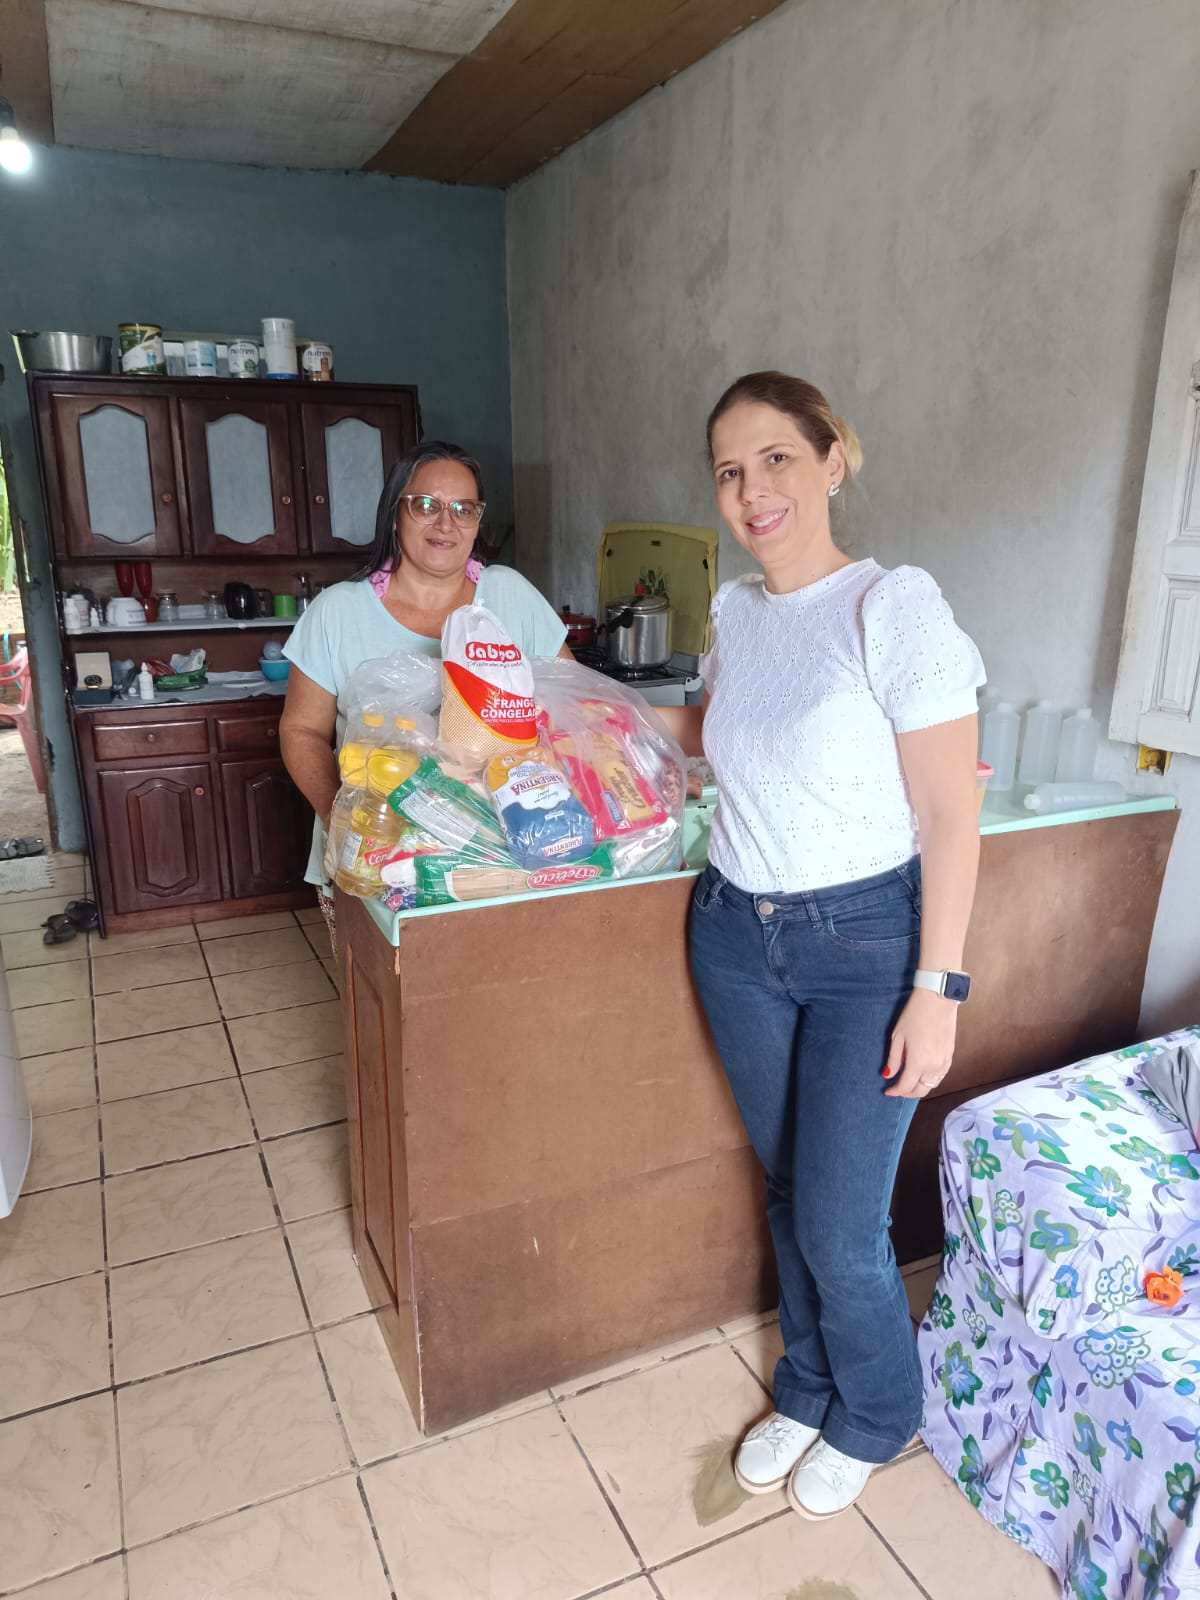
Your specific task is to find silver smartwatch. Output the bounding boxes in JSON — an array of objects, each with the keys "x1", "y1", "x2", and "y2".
[{"x1": 913, "y1": 968, "x2": 971, "y2": 1003}]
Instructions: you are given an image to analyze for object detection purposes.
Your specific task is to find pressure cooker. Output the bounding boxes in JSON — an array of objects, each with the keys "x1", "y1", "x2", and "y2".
[{"x1": 602, "y1": 594, "x2": 671, "y2": 669}]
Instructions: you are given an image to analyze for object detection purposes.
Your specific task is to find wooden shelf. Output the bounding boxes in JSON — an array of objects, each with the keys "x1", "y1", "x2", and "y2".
[{"x1": 66, "y1": 617, "x2": 298, "y2": 637}]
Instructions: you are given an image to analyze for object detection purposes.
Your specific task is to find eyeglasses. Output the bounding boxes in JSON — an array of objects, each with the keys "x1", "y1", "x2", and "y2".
[{"x1": 400, "y1": 494, "x2": 486, "y2": 527}]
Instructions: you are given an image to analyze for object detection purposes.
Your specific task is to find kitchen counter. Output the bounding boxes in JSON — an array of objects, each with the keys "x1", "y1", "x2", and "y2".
[
  {"x1": 334, "y1": 792, "x2": 1180, "y2": 1433},
  {"x1": 72, "y1": 680, "x2": 287, "y2": 711}
]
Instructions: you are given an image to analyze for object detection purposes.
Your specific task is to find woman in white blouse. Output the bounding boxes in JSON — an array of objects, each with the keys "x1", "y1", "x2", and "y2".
[{"x1": 663, "y1": 372, "x2": 984, "y2": 1520}]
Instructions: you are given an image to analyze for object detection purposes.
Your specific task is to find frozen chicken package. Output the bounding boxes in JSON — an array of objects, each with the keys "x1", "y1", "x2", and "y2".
[{"x1": 324, "y1": 605, "x2": 687, "y2": 908}]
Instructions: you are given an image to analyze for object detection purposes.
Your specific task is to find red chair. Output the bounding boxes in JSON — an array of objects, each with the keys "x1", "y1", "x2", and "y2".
[{"x1": 0, "y1": 647, "x2": 44, "y2": 793}]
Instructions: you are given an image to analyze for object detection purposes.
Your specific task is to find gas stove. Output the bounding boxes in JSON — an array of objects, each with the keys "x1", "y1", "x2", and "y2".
[{"x1": 572, "y1": 644, "x2": 702, "y2": 707}]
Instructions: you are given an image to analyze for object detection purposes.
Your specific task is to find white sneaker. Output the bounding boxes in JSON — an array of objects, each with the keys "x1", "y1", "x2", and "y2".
[
  {"x1": 734, "y1": 1413, "x2": 821, "y2": 1494},
  {"x1": 787, "y1": 1439, "x2": 874, "y2": 1518}
]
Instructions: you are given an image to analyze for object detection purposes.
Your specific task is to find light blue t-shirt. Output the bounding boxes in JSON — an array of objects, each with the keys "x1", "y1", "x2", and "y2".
[{"x1": 284, "y1": 566, "x2": 568, "y2": 887}]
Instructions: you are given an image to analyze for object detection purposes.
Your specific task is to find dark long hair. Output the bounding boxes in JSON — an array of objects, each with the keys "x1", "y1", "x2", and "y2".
[{"x1": 351, "y1": 440, "x2": 485, "y2": 580}]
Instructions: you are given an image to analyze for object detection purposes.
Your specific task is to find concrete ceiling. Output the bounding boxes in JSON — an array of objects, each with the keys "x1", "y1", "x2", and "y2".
[{"x1": 4, "y1": 0, "x2": 787, "y2": 186}]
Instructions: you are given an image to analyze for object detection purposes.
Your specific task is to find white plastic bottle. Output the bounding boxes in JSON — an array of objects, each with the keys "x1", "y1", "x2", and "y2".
[
  {"x1": 980, "y1": 702, "x2": 1020, "y2": 792},
  {"x1": 1024, "y1": 781, "x2": 1125, "y2": 814},
  {"x1": 137, "y1": 663, "x2": 154, "y2": 703},
  {"x1": 1018, "y1": 700, "x2": 1062, "y2": 786},
  {"x1": 1055, "y1": 707, "x2": 1100, "y2": 783}
]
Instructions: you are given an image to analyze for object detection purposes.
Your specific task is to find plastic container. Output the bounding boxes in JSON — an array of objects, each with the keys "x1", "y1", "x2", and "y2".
[
  {"x1": 980, "y1": 702, "x2": 1019, "y2": 792},
  {"x1": 1023, "y1": 781, "x2": 1126, "y2": 815},
  {"x1": 1055, "y1": 708, "x2": 1100, "y2": 783},
  {"x1": 262, "y1": 317, "x2": 298, "y2": 379},
  {"x1": 259, "y1": 657, "x2": 290, "y2": 681},
  {"x1": 184, "y1": 338, "x2": 218, "y2": 377},
  {"x1": 1018, "y1": 700, "x2": 1062, "y2": 787},
  {"x1": 137, "y1": 664, "x2": 154, "y2": 702},
  {"x1": 975, "y1": 761, "x2": 994, "y2": 815}
]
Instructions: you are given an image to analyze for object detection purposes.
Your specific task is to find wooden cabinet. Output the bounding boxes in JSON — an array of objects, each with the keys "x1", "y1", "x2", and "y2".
[
  {"x1": 78, "y1": 700, "x2": 313, "y2": 931},
  {"x1": 301, "y1": 395, "x2": 416, "y2": 553},
  {"x1": 36, "y1": 388, "x2": 182, "y2": 558},
  {"x1": 31, "y1": 376, "x2": 420, "y2": 561},
  {"x1": 95, "y1": 762, "x2": 222, "y2": 914},
  {"x1": 179, "y1": 395, "x2": 299, "y2": 556}
]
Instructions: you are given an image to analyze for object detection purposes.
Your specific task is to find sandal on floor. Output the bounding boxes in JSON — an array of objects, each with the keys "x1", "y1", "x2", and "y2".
[
  {"x1": 41, "y1": 915, "x2": 80, "y2": 945},
  {"x1": 63, "y1": 899, "x2": 99, "y2": 930},
  {"x1": 0, "y1": 836, "x2": 45, "y2": 860}
]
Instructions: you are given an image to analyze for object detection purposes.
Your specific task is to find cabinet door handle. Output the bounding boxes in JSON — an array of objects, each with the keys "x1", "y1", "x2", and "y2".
[
  {"x1": 314, "y1": 495, "x2": 326, "y2": 505},
  {"x1": 161, "y1": 491, "x2": 174, "y2": 504},
  {"x1": 268, "y1": 727, "x2": 277, "y2": 738},
  {"x1": 145, "y1": 732, "x2": 157, "y2": 743},
  {"x1": 280, "y1": 495, "x2": 292, "y2": 506},
  {"x1": 194, "y1": 785, "x2": 205, "y2": 797}
]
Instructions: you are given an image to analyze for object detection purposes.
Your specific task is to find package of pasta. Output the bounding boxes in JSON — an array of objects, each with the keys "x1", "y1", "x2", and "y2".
[
  {"x1": 415, "y1": 843, "x2": 615, "y2": 905},
  {"x1": 439, "y1": 604, "x2": 539, "y2": 765}
]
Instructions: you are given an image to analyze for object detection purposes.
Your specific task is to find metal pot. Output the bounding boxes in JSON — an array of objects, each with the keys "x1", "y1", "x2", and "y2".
[
  {"x1": 602, "y1": 594, "x2": 671, "y2": 669},
  {"x1": 12, "y1": 331, "x2": 113, "y2": 374},
  {"x1": 560, "y1": 607, "x2": 596, "y2": 650}
]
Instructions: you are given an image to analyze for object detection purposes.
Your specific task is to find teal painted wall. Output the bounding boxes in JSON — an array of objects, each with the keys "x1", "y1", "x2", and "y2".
[{"x1": 0, "y1": 146, "x2": 510, "y2": 850}]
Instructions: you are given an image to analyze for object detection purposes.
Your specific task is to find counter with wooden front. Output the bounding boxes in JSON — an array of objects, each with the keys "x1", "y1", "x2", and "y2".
[{"x1": 334, "y1": 792, "x2": 1178, "y2": 1434}]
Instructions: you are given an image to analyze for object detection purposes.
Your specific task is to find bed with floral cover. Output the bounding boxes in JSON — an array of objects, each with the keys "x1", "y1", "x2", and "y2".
[{"x1": 919, "y1": 1026, "x2": 1200, "y2": 1600}]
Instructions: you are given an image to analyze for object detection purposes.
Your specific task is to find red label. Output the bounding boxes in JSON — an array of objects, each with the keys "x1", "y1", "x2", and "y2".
[
  {"x1": 527, "y1": 864, "x2": 604, "y2": 890},
  {"x1": 444, "y1": 661, "x2": 537, "y2": 743},
  {"x1": 465, "y1": 640, "x2": 522, "y2": 664}
]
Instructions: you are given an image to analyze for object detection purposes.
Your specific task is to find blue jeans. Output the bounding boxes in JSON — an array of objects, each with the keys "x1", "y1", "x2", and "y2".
[{"x1": 689, "y1": 859, "x2": 924, "y2": 1463}]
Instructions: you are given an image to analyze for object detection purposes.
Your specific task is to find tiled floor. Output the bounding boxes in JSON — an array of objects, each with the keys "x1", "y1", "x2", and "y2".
[{"x1": 0, "y1": 866, "x2": 1061, "y2": 1599}]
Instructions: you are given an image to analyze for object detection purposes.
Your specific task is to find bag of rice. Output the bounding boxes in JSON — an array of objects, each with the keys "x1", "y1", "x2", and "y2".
[{"x1": 439, "y1": 604, "x2": 538, "y2": 764}]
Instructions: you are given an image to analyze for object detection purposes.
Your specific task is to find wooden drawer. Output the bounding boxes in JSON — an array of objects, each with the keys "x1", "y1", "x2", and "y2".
[
  {"x1": 92, "y1": 720, "x2": 210, "y2": 762},
  {"x1": 215, "y1": 714, "x2": 281, "y2": 753}
]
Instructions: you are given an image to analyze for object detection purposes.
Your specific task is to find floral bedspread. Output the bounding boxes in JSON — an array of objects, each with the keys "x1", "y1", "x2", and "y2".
[{"x1": 919, "y1": 1027, "x2": 1200, "y2": 1599}]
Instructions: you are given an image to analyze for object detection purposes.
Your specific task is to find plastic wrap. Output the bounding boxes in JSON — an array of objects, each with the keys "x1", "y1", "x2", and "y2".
[{"x1": 324, "y1": 605, "x2": 686, "y2": 910}]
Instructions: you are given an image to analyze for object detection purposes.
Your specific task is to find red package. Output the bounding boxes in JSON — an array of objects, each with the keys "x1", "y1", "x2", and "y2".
[{"x1": 548, "y1": 698, "x2": 669, "y2": 840}]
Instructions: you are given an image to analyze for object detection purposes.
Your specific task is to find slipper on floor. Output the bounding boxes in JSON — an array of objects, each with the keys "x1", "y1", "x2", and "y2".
[
  {"x1": 0, "y1": 836, "x2": 45, "y2": 860},
  {"x1": 63, "y1": 899, "x2": 99, "y2": 930},
  {"x1": 42, "y1": 916, "x2": 80, "y2": 945}
]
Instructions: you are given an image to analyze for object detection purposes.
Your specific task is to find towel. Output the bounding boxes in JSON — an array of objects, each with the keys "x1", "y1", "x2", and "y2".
[{"x1": 1142, "y1": 1038, "x2": 1200, "y2": 1148}]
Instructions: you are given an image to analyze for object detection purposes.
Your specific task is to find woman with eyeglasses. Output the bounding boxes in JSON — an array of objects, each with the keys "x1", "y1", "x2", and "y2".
[{"x1": 280, "y1": 441, "x2": 570, "y2": 934}]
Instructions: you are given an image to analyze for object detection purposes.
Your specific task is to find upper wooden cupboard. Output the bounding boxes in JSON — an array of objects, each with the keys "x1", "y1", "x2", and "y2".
[{"x1": 31, "y1": 375, "x2": 420, "y2": 561}]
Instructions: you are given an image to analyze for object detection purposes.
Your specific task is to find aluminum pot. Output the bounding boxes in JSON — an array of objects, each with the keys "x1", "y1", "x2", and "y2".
[
  {"x1": 12, "y1": 331, "x2": 113, "y2": 374},
  {"x1": 603, "y1": 594, "x2": 671, "y2": 669}
]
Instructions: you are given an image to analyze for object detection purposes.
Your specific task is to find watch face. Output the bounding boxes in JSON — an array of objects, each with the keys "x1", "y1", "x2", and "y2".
[{"x1": 944, "y1": 971, "x2": 971, "y2": 1003}]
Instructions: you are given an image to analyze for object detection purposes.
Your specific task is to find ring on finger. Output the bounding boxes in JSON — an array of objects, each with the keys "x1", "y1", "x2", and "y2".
[{"x1": 918, "y1": 1077, "x2": 941, "y2": 1088}]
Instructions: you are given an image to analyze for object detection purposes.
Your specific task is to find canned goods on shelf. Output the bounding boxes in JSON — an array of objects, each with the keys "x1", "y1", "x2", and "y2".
[{"x1": 119, "y1": 323, "x2": 165, "y2": 375}]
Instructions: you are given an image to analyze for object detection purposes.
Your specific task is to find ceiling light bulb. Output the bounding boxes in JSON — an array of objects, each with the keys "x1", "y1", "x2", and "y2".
[{"x1": 0, "y1": 125, "x2": 31, "y2": 173}]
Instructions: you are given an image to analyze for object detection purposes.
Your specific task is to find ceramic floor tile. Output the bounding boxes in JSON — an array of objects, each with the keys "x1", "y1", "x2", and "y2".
[
  {"x1": 15, "y1": 998, "x2": 92, "y2": 1057},
  {"x1": 551, "y1": 1327, "x2": 725, "y2": 1398},
  {"x1": 119, "y1": 1333, "x2": 350, "y2": 1546},
  {"x1": 90, "y1": 923, "x2": 197, "y2": 955},
  {"x1": 717, "y1": 1308, "x2": 778, "y2": 1338},
  {"x1": 26, "y1": 1107, "x2": 101, "y2": 1192},
  {"x1": 294, "y1": 904, "x2": 325, "y2": 925},
  {"x1": 94, "y1": 978, "x2": 219, "y2": 1043},
  {"x1": 126, "y1": 1476, "x2": 391, "y2": 1600},
  {"x1": 97, "y1": 1021, "x2": 236, "y2": 1102},
  {"x1": 858, "y1": 1448, "x2": 1062, "y2": 1599},
  {"x1": 728, "y1": 1317, "x2": 784, "y2": 1391},
  {"x1": 596, "y1": 1583, "x2": 657, "y2": 1598},
  {"x1": 655, "y1": 1504, "x2": 924, "y2": 1598},
  {"x1": 18, "y1": 1046, "x2": 95, "y2": 1116},
  {"x1": 0, "y1": 1273, "x2": 110, "y2": 1419},
  {"x1": 317, "y1": 1313, "x2": 422, "y2": 1465},
  {"x1": 105, "y1": 1146, "x2": 277, "y2": 1266},
  {"x1": 198, "y1": 911, "x2": 301, "y2": 939},
  {"x1": 8, "y1": 959, "x2": 90, "y2": 1009},
  {"x1": 363, "y1": 1406, "x2": 635, "y2": 1600},
  {"x1": 0, "y1": 1392, "x2": 120, "y2": 1592},
  {"x1": 904, "y1": 1262, "x2": 941, "y2": 1323},
  {"x1": 0, "y1": 1181, "x2": 104, "y2": 1295},
  {"x1": 228, "y1": 1000, "x2": 344, "y2": 1072},
  {"x1": 102, "y1": 1078, "x2": 254, "y2": 1173},
  {"x1": 91, "y1": 940, "x2": 208, "y2": 994},
  {"x1": 15, "y1": 1554, "x2": 126, "y2": 1600},
  {"x1": 301, "y1": 920, "x2": 333, "y2": 956},
  {"x1": 561, "y1": 1343, "x2": 783, "y2": 1565},
  {"x1": 1, "y1": 927, "x2": 89, "y2": 969},
  {"x1": 264, "y1": 1122, "x2": 350, "y2": 1221},
  {"x1": 215, "y1": 958, "x2": 336, "y2": 1020},
  {"x1": 111, "y1": 1228, "x2": 307, "y2": 1383},
  {"x1": 286, "y1": 1206, "x2": 373, "y2": 1326},
  {"x1": 0, "y1": 893, "x2": 67, "y2": 935},
  {"x1": 439, "y1": 1389, "x2": 555, "y2": 1442},
  {"x1": 243, "y1": 1055, "x2": 345, "y2": 1137},
  {"x1": 202, "y1": 925, "x2": 318, "y2": 977}
]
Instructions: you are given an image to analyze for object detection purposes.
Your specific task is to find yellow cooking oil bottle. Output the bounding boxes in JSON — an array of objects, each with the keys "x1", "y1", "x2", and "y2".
[{"x1": 332, "y1": 725, "x2": 422, "y2": 895}]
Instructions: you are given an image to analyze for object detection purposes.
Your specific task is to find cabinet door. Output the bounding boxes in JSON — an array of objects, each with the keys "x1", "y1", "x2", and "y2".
[
  {"x1": 47, "y1": 392, "x2": 182, "y2": 558},
  {"x1": 97, "y1": 763, "x2": 222, "y2": 914},
  {"x1": 180, "y1": 397, "x2": 298, "y2": 556},
  {"x1": 301, "y1": 396, "x2": 417, "y2": 554},
  {"x1": 221, "y1": 758, "x2": 312, "y2": 898}
]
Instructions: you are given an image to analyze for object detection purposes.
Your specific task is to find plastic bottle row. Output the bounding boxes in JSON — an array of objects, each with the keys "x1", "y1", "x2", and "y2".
[{"x1": 980, "y1": 700, "x2": 1101, "y2": 791}]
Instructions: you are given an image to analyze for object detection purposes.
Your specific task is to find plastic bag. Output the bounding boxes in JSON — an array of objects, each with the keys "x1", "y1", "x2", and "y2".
[{"x1": 325, "y1": 606, "x2": 686, "y2": 908}]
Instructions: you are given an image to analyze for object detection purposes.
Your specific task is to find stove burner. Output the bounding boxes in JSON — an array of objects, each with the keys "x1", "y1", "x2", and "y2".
[{"x1": 572, "y1": 644, "x2": 687, "y2": 683}]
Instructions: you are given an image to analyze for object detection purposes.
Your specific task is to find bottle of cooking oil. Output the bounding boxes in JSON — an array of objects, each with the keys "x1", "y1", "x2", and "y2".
[{"x1": 332, "y1": 747, "x2": 422, "y2": 896}]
